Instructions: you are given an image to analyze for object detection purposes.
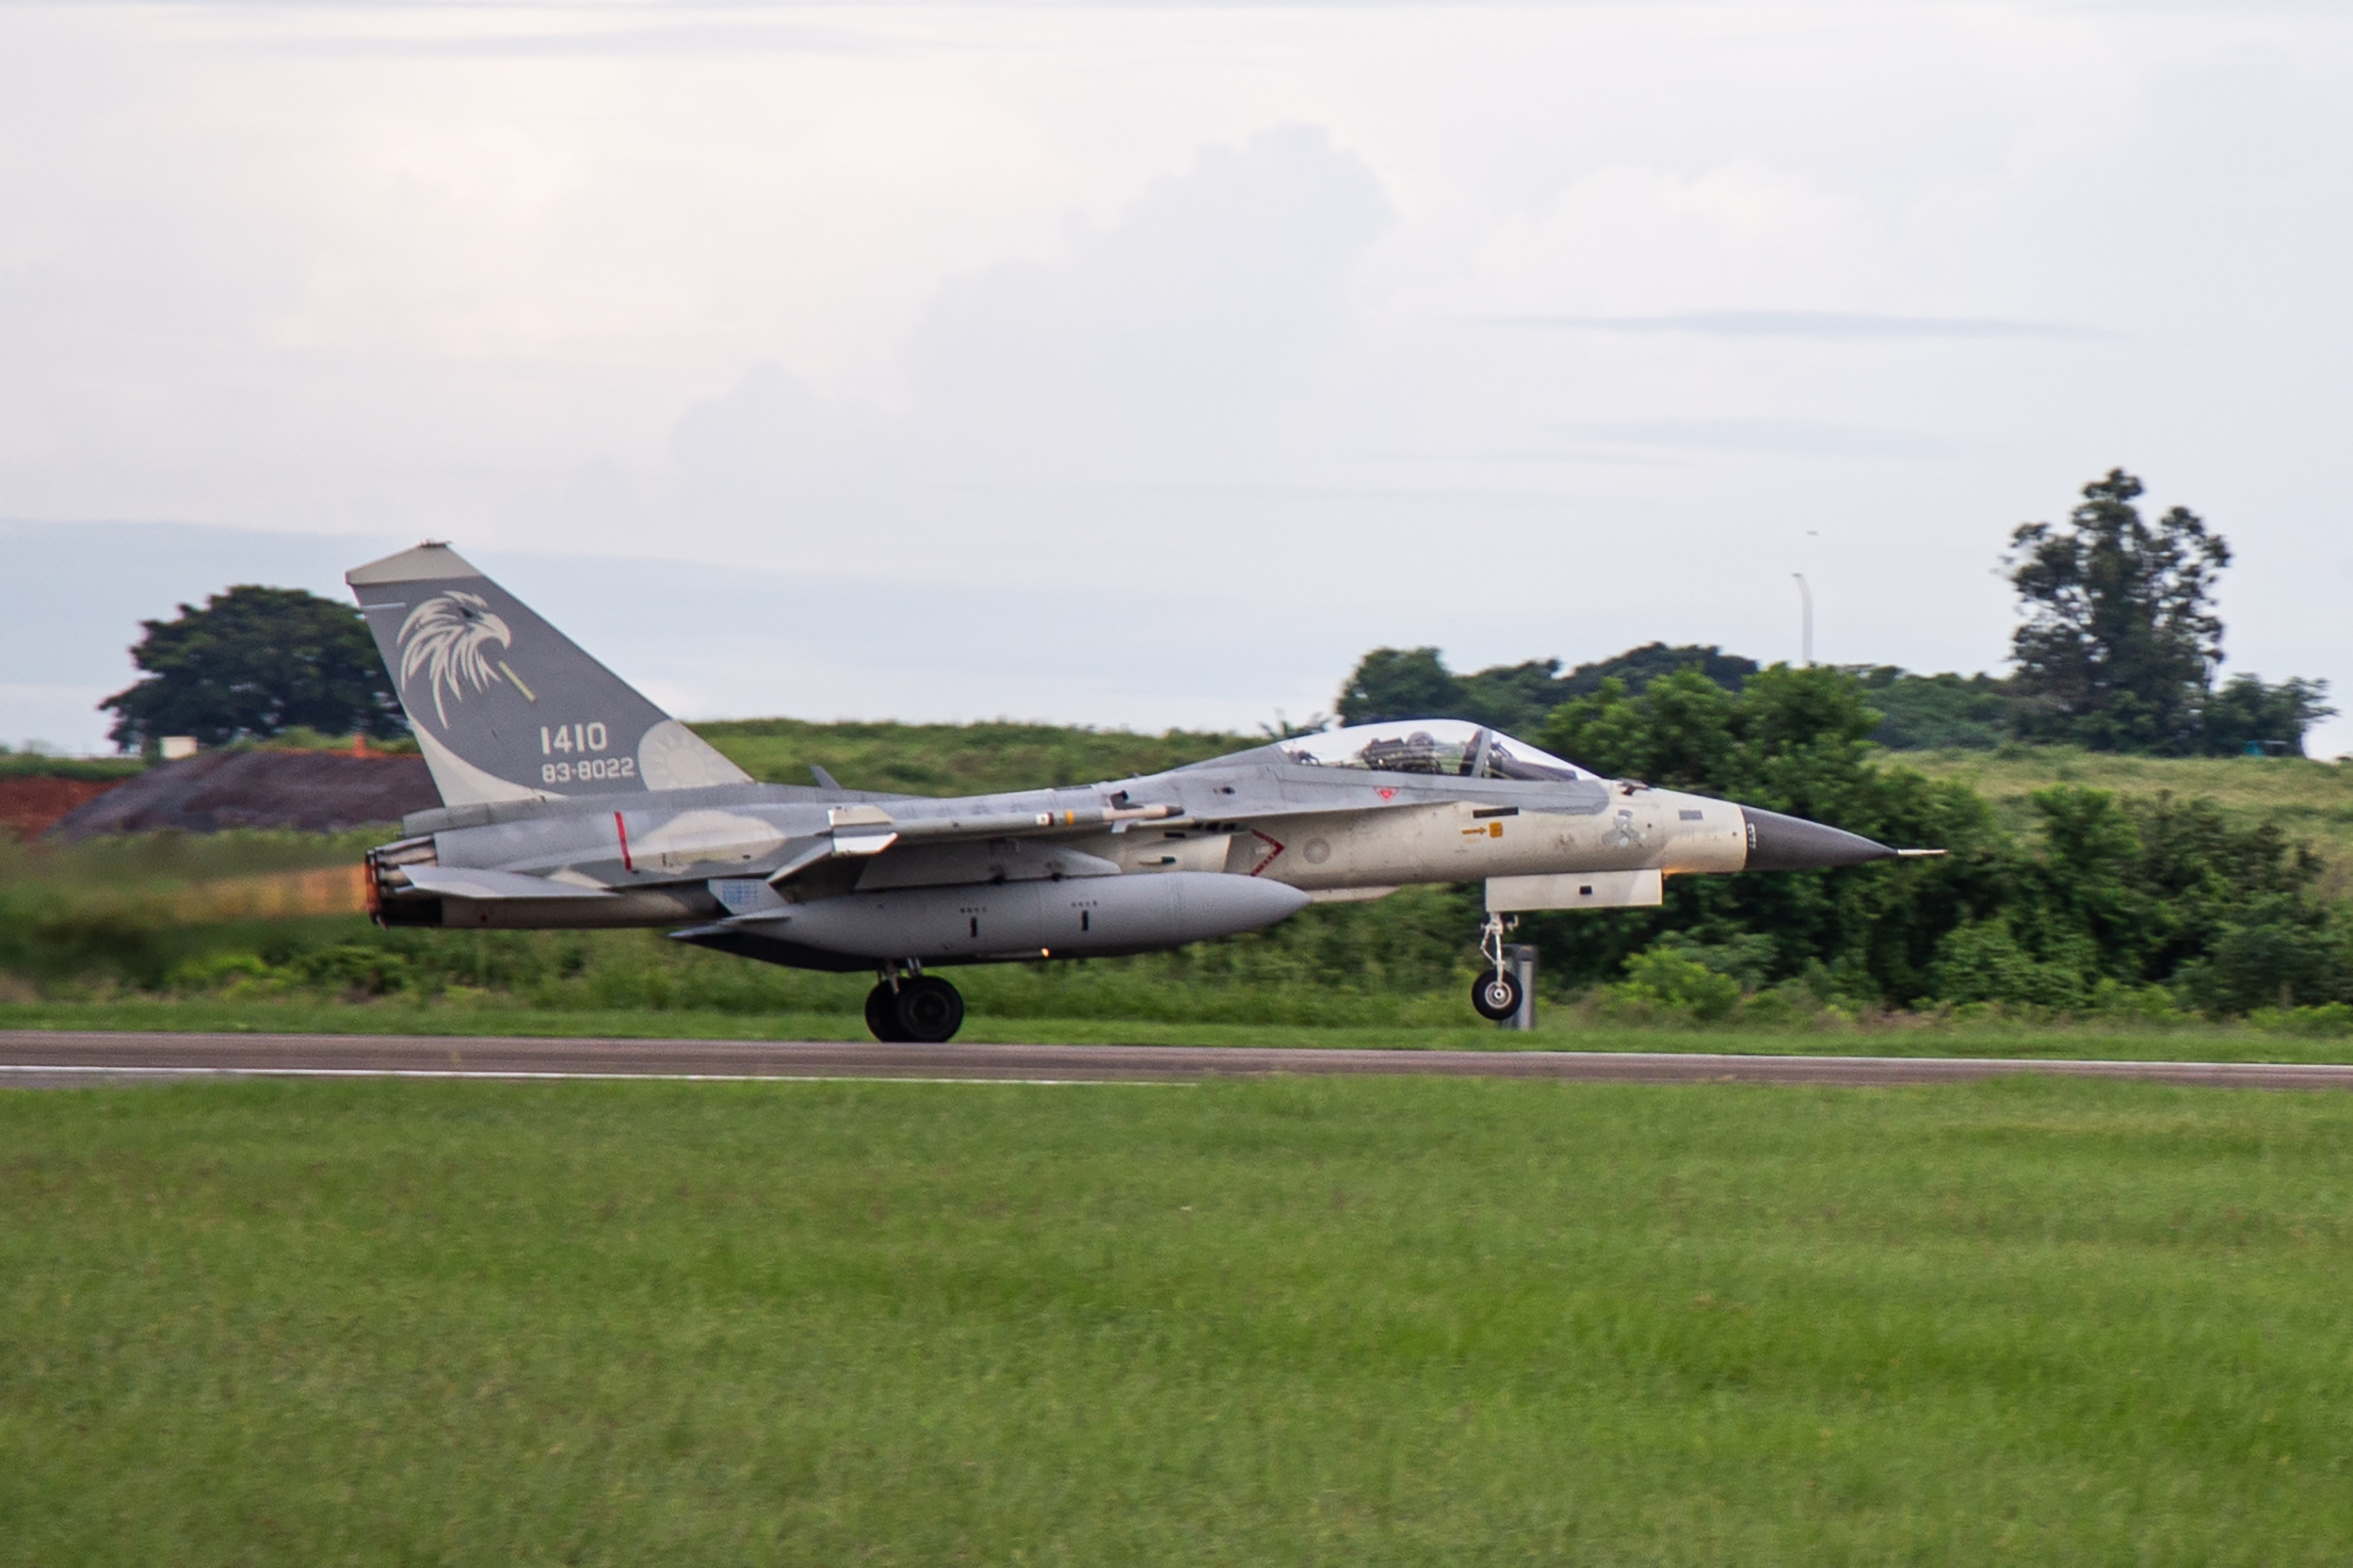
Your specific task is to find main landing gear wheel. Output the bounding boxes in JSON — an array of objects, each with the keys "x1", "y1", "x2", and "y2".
[
  {"x1": 892, "y1": 975, "x2": 965, "y2": 1043},
  {"x1": 864, "y1": 982, "x2": 911, "y2": 1042},
  {"x1": 1471, "y1": 970, "x2": 1525, "y2": 1022},
  {"x1": 867, "y1": 973, "x2": 965, "y2": 1043}
]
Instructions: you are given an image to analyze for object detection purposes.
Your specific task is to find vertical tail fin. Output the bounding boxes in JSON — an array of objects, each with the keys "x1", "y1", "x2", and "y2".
[{"x1": 347, "y1": 543, "x2": 749, "y2": 806}]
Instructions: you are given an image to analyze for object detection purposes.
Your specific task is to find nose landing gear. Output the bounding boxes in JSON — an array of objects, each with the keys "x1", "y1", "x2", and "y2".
[
  {"x1": 864, "y1": 964, "x2": 966, "y2": 1043},
  {"x1": 1471, "y1": 912, "x2": 1526, "y2": 1022},
  {"x1": 1472, "y1": 969, "x2": 1525, "y2": 1022}
]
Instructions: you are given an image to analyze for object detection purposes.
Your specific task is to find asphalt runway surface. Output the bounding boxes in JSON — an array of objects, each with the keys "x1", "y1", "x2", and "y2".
[{"x1": 2, "y1": 1029, "x2": 2351, "y2": 1091}]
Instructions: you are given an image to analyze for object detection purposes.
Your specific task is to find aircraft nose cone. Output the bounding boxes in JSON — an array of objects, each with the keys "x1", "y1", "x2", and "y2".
[{"x1": 1740, "y1": 806, "x2": 1895, "y2": 871}]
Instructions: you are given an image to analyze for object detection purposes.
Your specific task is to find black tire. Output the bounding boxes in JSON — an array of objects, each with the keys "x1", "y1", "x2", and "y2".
[
  {"x1": 864, "y1": 982, "x2": 911, "y2": 1042},
  {"x1": 893, "y1": 975, "x2": 966, "y2": 1044},
  {"x1": 1471, "y1": 970, "x2": 1524, "y2": 1023}
]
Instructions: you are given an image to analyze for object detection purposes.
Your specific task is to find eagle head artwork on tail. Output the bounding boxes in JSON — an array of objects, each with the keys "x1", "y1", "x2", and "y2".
[
  {"x1": 396, "y1": 590, "x2": 515, "y2": 728},
  {"x1": 347, "y1": 542, "x2": 748, "y2": 806}
]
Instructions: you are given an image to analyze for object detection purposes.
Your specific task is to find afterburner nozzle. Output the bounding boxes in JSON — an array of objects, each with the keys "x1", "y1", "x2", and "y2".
[{"x1": 1740, "y1": 806, "x2": 1897, "y2": 871}]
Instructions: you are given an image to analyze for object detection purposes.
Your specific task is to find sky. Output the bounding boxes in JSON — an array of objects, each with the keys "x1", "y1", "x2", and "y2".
[{"x1": 4, "y1": 0, "x2": 2351, "y2": 755}]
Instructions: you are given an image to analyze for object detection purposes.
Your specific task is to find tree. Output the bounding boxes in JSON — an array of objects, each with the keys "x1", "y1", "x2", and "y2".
[
  {"x1": 101, "y1": 586, "x2": 407, "y2": 752},
  {"x1": 1334, "y1": 648, "x2": 1461, "y2": 727},
  {"x1": 2196, "y1": 673, "x2": 2335, "y2": 758},
  {"x1": 1452, "y1": 659, "x2": 1571, "y2": 734},
  {"x1": 1554, "y1": 642, "x2": 1756, "y2": 701},
  {"x1": 2006, "y1": 469, "x2": 2229, "y2": 753},
  {"x1": 1852, "y1": 668, "x2": 2017, "y2": 751},
  {"x1": 1334, "y1": 642, "x2": 1759, "y2": 736}
]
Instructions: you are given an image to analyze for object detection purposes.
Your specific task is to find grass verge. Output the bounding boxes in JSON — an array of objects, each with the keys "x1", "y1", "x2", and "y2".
[{"x1": 5, "y1": 1075, "x2": 2351, "y2": 1563}]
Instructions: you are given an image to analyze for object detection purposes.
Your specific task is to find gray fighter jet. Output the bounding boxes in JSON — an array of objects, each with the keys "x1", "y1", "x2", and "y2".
[{"x1": 350, "y1": 544, "x2": 1937, "y2": 1040}]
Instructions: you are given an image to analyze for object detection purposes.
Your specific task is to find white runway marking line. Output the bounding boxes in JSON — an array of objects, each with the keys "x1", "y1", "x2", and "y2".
[{"x1": 0, "y1": 1064, "x2": 1187, "y2": 1087}]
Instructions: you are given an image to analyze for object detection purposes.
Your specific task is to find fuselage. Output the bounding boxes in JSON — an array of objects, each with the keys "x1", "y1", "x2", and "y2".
[
  {"x1": 367, "y1": 719, "x2": 1893, "y2": 970},
  {"x1": 342, "y1": 543, "x2": 1919, "y2": 1037}
]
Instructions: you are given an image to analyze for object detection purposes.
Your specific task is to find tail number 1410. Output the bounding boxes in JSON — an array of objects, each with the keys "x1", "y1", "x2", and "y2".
[{"x1": 540, "y1": 722, "x2": 635, "y2": 784}]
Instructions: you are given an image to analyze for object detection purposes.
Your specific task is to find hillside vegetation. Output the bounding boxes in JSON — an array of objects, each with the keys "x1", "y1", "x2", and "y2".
[
  {"x1": 0, "y1": 750, "x2": 144, "y2": 781},
  {"x1": 1902, "y1": 747, "x2": 2353, "y2": 888},
  {"x1": 694, "y1": 718, "x2": 1257, "y2": 796}
]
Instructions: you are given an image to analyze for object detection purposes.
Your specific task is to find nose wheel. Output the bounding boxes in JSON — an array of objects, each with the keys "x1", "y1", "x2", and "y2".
[
  {"x1": 864, "y1": 969, "x2": 965, "y2": 1043},
  {"x1": 1471, "y1": 912, "x2": 1526, "y2": 1022},
  {"x1": 1471, "y1": 969, "x2": 1525, "y2": 1022}
]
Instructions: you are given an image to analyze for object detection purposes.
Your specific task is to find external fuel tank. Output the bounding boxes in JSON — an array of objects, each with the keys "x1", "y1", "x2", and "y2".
[{"x1": 741, "y1": 871, "x2": 1310, "y2": 963}]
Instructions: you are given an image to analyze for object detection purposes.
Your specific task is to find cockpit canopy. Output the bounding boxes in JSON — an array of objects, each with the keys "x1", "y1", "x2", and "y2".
[{"x1": 1278, "y1": 719, "x2": 1594, "y2": 782}]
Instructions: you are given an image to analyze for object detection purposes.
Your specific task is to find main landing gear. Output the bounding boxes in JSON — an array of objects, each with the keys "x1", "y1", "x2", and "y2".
[
  {"x1": 1471, "y1": 912, "x2": 1524, "y2": 1022},
  {"x1": 864, "y1": 965, "x2": 966, "y2": 1044}
]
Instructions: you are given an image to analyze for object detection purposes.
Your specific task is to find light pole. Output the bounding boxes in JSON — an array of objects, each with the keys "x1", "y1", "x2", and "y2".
[{"x1": 1792, "y1": 573, "x2": 1813, "y2": 668}]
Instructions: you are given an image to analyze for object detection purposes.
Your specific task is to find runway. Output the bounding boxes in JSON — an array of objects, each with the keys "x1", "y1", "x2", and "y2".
[{"x1": 2, "y1": 1029, "x2": 2350, "y2": 1091}]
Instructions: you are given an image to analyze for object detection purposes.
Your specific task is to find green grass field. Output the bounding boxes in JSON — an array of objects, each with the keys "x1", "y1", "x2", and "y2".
[{"x1": 5, "y1": 1075, "x2": 2352, "y2": 1564}]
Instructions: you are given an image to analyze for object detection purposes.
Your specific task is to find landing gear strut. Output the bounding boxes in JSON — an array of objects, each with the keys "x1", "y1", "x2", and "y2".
[
  {"x1": 864, "y1": 964, "x2": 966, "y2": 1044},
  {"x1": 1471, "y1": 912, "x2": 1524, "y2": 1022}
]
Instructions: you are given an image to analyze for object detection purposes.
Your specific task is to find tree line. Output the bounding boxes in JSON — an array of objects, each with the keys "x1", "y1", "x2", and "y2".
[
  {"x1": 100, "y1": 470, "x2": 2329, "y2": 761},
  {"x1": 1340, "y1": 469, "x2": 2333, "y2": 757}
]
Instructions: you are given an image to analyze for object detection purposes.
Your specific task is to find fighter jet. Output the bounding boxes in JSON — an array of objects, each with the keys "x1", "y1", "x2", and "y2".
[{"x1": 350, "y1": 544, "x2": 1938, "y2": 1041}]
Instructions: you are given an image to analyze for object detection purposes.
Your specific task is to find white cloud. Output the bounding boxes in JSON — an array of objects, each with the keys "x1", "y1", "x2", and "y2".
[
  {"x1": 663, "y1": 121, "x2": 1397, "y2": 560},
  {"x1": 1446, "y1": 158, "x2": 1875, "y2": 319}
]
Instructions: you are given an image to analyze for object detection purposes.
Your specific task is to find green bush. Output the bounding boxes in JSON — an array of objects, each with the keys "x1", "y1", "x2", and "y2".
[
  {"x1": 1614, "y1": 943, "x2": 1743, "y2": 1022},
  {"x1": 1930, "y1": 919, "x2": 2088, "y2": 1010},
  {"x1": 2087, "y1": 978, "x2": 2186, "y2": 1025},
  {"x1": 2175, "y1": 910, "x2": 2347, "y2": 1015},
  {"x1": 2248, "y1": 1002, "x2": 2353, "y2": 1038},
  {"x1": 164, "y1": 951, "x2": 275, "y2": 992},
  {"x1": 290, "y1": 944, "x2": 413, "y2": 998}
]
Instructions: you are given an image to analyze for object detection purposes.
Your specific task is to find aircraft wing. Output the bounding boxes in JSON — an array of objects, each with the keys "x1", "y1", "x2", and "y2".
[
  {"x1": 738, "y1": 799, "x2": 1178, "y2": 893},
  {"x1": 813, "y1": 800, "x2": 1182, "y2": 855}
]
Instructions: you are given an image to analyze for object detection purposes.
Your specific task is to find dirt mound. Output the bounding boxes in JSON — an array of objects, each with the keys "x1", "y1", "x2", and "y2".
[
  {"x1": 50, "y1": 750, "x2": 438, "y2": 840},
  {"x1": 0, "y1": 776, "x2": 128, "y2": 838}
]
